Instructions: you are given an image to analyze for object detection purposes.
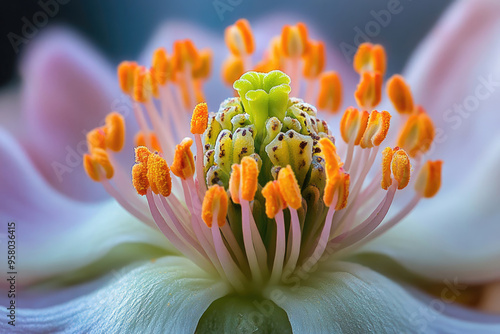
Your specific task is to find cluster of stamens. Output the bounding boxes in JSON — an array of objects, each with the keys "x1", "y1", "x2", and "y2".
[{"x1": 83, "y1": 19, "x2": 443, "y2": 293}]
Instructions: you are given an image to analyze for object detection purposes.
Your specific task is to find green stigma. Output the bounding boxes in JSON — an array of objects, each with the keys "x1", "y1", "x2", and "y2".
[{"x1": 203, "y1": 70, "x2": 333, "y2": 198}]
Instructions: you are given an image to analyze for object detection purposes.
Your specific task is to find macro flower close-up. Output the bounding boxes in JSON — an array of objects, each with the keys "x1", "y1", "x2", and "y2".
[{"x1": 1, "y1": 0, "x2": 500, "y2": 333}]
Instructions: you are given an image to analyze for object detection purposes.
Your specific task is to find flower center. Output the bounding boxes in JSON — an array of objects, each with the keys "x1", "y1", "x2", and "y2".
[{"x1": 82, "y1": 20, "x2": 443, "y2": 294}]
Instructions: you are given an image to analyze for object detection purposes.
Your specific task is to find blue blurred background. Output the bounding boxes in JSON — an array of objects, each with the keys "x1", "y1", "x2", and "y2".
[{"x1": 1, "y1": 0, "x2": 452, "y2": 86}]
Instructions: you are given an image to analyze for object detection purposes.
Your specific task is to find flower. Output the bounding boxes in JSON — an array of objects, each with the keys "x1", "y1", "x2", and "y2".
[{"x1": 2, "y1": 1, "x2": 500, "y2": 333}]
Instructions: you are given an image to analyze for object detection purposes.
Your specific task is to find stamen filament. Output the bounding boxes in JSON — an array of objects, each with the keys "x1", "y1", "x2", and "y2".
[{"x1": 270, "y1": 209, "x2": 286, "y2": 284}]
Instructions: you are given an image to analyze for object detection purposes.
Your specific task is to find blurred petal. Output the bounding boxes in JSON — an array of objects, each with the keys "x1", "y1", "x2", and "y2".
[
  {"x1": 267, "y1": 261, "x2": 500, "y2": 333},
  {"x1": 405, "y1": 0, "x2": 500, "y2": 184},
  {"x1": 364, "y1": 135, "x2": 500, "y2": 283},
  {"x1": 20, "y1": 27, "x2": 122, "y2": 202},
  {"x1": 0, "y1": 256, "x2": 231, "y2": 333},
  {"x1": 0, "y1": 129, "x2": 172, "y2": 286}
]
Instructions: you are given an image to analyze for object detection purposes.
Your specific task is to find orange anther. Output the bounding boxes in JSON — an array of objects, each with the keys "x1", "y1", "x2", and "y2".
[
  {"x1": 415, "y1": 160, "x2": 442, "y2": 198},
  {"x1": 277, "y1": 166, "x2": 302, "y2": 210},
  {"x1": 387, "y1": 74, "x2": 414, "y2": 114},
  {"x1": 105, "y1": 112, "x2": 125, "y2": 152},
  {"x1": 229, "y1": 164, "x2": 241, "y2": 204},
  {"x1": 317, "y1": 71, "x2": 343, "y2": 113},
  {"x1": 133, "y1": 66, "x2": 158, "y2": 103},
  {"x1": 225, "y1": 19, "x2": 255, "y2": 56},
  {"x1": 91, "y1": 148, "x2": 114, "y2": 179},
  {"x1": 360, "y1": 110, "x2": 391, "y2": 149},
  {"x1": 172, "y1": 39, "x2": 199, "y2": 72},
  {"x1": 303, "y1": 40, "x2": 325, "y2": 79},
  {"x1": 171, "y1": 137, "x2": 195, "y2": 180},
  {"x1": 146, "y1": 153, "x2": 172, "y2": 197},
  {"x1": 281, "y1": 23, "x2": 309, "y2": 58},
  {"x1": 151, "y1": 47, "x2": 172, "y2": 85},
  {"x1": 339, "y1": 107, "x2": 369, "y2": 145},
  {"x1": 324, "y1": 172, "x2": 350, "y2": 210},
  {"x1": 222, "y1": 56, "x2": 244, "y2": 87},
  {"x1": 353, "y1": 43, "x2": 386, "y2": 75},
  {"x1": 83, "y1": 154, "x2": 100, "y2": 182},
  {"x1": 202, "y1": 185, "x2": 228, "y2": 227},
  {"x1": 381, "y1": 147, "x2": 411, "y2": 190},
  {"x1": 397, "y1": 106, "x2": 435, "y2": 157},
  {"x1": 192, "y1": 49, "x2": 212, "y2": 80},
  {"x1": 355, "y1": 71, "x2": 382, "y2": 110},
  {"x1": 241, "y1": 156, "x2": 259, "y2": 202},
  {"x1": 135, "y1": 146, "x2": 152, "y2": 164},
  {"x1": 319, "y1": 137, "x2": 343, "y2": 179},
  {"x1": 262, "y1": 181, "x2": 287, "y2": 218},
  {"x1": 86, "y1": 128, "x2": 106, "y2": 152},
  {"x1": 117, "y1": 61, "x2": 138, "y2": 95},
  {"x1": 191, "y1": 102, "x2": 209, "y2": 134},
  {"x1": 132, "y1": 163, "x2": 149, "y2": 196}
]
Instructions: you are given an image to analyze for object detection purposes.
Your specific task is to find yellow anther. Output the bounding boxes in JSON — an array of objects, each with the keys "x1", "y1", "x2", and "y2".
[
  {"x1": 192, "y1": 49, "x2": 212, "y2": 80},
  {"x1": 324, "y1": 172, "x2": 350, "y2": 210},
  {"x1": 281, "y1": 23, "x2": 309, "y2": 58},
  {"x1": 229, "y1": 164, "x2": 241, "y2": 204},
  {"x1": 133, "y1": 66, "x2": 158, "y2": 103},
  {"x1": 397, "y1": 106, "x2": 435, "y2": 157},
  {"x1": 83, "y1": 154, "x2": 100, "y2": 182},
  {"x1": 360, "y1": 110, "x2": 391, "y2": 149},
  {"x1": 134, "y1": 131, "x2": 162, "y2": 153},
  {"x1": 415, "y1": 160, "x2": 442, "y2": 198},
  {"x1": 222, "y1": 56, "x2": 244, "y2": 87},
  {"x1": 117, "y1": 61, "x2": 138, "y2": 95},
  {"x1": 381, "y1": 147, "x2": 411, "y2": 190},
  {"x1": 202, "y1": 185, "x2": 228, "y2": 227},
  {"x1": 317, "y1": 71, "x2": 343, "y2": 113},
  {"x1": 262, "y1": 181, "x2": 287, "y2": 219},
  {"x1": 91, "y1": 148, "x2": 114, "y2": 179},
  {"x1": 241, "y1": 156, "x2": 259, "y2": 202},
  {"x1": 303, "y1": 40, "x2": 325, "y2": 79},
  {"x1": 387, "y1": 74, "x2": 414, "y2": 114},
  {"x1": 104, "y1": 112, "x2": 125, "y2": 152},
  {"x1": 339, "y1": 107, "x2": 369, "y2": 146},
  {"x1": 151, "y1": 47, "x2": 173, "y2": 85},
  {"x1": 318, "y1": 137, "x2": 342, "y2": 179},
  {"x1": 172, "y1": 39, "x2": 199, "y2": 72},
  {"x1": 355, "y1": 71, "x2": 382, "y2": 110},
  {"x1": 86, "y1": 127, "x2": 106, "y2": 152},
  {"x1": 225, "y1": 19, "x2": 255, "y2": 56},
  {"x1": 134, "y1": 146, "x2": 152, "y2": 164},
  {"x1": 191, "y1": 102, "x2": 209, "y2": 134},
  {"x1": 353, "y1": 43, "x2": 386, "y2": 75},
  {"x1": 146, "y1": 153, "x2": 172, "y2": 197},
  {"x1": 132, "y1": 163, "x2": 149, "y2": 196},
  {"x1": 277, "y1": 166, "x2": 302, "y2": 210},
  {"x1": 171, "y1": 137, "x2": 195, "y2": 180}
]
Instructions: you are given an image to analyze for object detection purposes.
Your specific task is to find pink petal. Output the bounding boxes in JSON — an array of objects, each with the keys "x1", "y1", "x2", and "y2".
[{"x1": 20, "y1": 27, "x2": 120, "y2": 202}]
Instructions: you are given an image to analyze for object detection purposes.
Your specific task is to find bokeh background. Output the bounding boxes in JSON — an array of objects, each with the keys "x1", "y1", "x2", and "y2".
[{"x1": 1, "y1": 0, "x2": 452, "y2": 87}]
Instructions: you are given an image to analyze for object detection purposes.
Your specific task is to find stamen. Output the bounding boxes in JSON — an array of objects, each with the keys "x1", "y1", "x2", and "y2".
[
  {"x1": 171, "y1": 137, "x2": 195, "y2": 180},
  {"x1": 104, "y1": 112, "x2": 125, "y2": 152},
  {"x1": 387, "y1": 74, "x2": 414, "y2": 114},
  {"x1": 134, "y1": 131, "x2": 162, "y2": 153},
  {"x1": 132, "y1": 147, "x2": 151, "y2": 195},
  {"x1": 240, "y1": 156, "x2": 258, "y2": 201},
  {"x1": 397, "y1": 106, "x2": 435, "y2": 157},
  {"x1": 277, "y1": 165, "x2": 302, "y2": 210},
  {"x1": 172, "y1": 39, "x2": 199, "y2": 72},
  {"x1": 222, "y1": 56, "x2": 245, "y2": 87},
  {"x1": 317, "y1": 71, "x2": 343, "y2": 113},
  {"x1": 303, "y1": 41, "x2": 325, "y2": 79},
  {"x1": 360, "y1": 110, "x2": 391, "y2": 149},
  {"x1": 353, "y1": 43, "x2": 386, "y2": 75},
  {"x1": 117, "y1": 61, "x2": 138, "y2": 95},
  {"x1": 201, "y1": 185, "x2": 228, "y2": 228},
  {"x1": 190, "y1": 102, "x2": 209, "y2": 135},
  {"x1": 133, "y1": 66, "x2": 158, "y2": 103},
  {"x1": 280, "y1": 23, "x2": 309, "y2": 58},
  {"x1": 90, "y1": 148, "x2": 114, "y2": 179},
  {"x1": 83, "y1": 153, "x2": 100, "y2": 182},
  {"x1": 151, "y1": 47, "x2": 173, "y2": 86},
  {"x1": 86, "y1": 128, "x2": 106, "y2": 151},
  {"x1": 355, "y1": 71, "x2": 382, "y2": 110},
  {"x1": 146, "y1": 153, "x2": 172, "y2": 197},
  {"x1": 225, "y1": 19, "x2": 255, "y2": 57},
  {"x1": 262, "y1": 181, "x2": 287, "y2": 219},
  {"x1": 381, "y1": 147, "x2": 411, "y2": 190},
  {"x1": 415, "y1": 160, "x2": 442, "y2": 198}
]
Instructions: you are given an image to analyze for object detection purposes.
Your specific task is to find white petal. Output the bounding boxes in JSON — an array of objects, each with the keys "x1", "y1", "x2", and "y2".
[
  {"x1": 0, "y1": 256, "x2": 231, "y2": 333},
  {"x1": 362, "y1": 135, "x2": 500, "y2": 284},
  {"x1": 266, "y1": 261, "x2": 500, "y2": 333},
  {"x1": 0, "y1": 129, "x2": 172, "y2": 285}
]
